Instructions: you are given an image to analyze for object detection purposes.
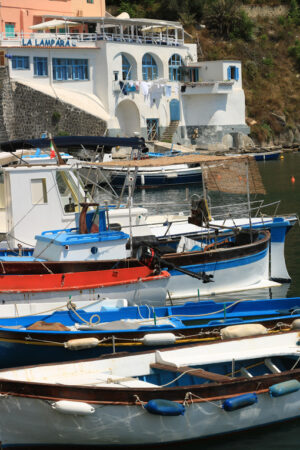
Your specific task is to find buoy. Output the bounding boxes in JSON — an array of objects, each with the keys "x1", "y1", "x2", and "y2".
[
  {"x1": 269, "y1": 379, "x2": 300, "y2": 397},
  {"x1": 141, "y1": 333, "x2": 176, "y2": 346},
  {"x1": 145, "y1": 399, "x2": 185, "y2": 416},
  {"x1": 291, "y1": 319, "x2": 300, "y2": 330},
  {"x1": 222, "y1": 393, "x2": 258, "y2": 411},
  {"x1": 64, "y1": 337, "x2": 100, "y2": 350},
  {"x1": 51, "y1": 401, "x2": 95, "y2": 415},
  {"x1": 291, "y1": 176, "x2": 295, "y2": 183},
  {"x1": 280, "y1": 155, "x2": 284, "y2": 160}
]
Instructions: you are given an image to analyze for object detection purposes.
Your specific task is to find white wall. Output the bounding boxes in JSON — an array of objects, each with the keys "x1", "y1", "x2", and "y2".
[{"x1": 182, "y1": 90, "x2": 246, "y2": 126}]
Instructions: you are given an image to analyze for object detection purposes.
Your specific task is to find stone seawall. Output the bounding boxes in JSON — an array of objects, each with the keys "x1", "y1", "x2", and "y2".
[{"x1": 0, "y1": 68, "x2": 107, "y2": 142}]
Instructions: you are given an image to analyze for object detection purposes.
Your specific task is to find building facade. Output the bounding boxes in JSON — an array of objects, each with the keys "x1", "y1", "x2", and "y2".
[
  {"x1": 0, "y1": 15, "x2": 249, "y2": 146},
  {"x1": 0, "y1": 0, "x2": 105, "y2": 35}
]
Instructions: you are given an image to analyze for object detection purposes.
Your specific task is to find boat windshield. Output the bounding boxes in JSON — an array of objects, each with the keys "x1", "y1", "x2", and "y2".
[{"x1": 55, "y1": 170, "x2": 91, "y2": 213}]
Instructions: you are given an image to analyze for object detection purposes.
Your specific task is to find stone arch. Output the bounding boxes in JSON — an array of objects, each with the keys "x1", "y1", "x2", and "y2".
[{"x1": 116, "y1": 100, "x2": 140, "y2": 137}]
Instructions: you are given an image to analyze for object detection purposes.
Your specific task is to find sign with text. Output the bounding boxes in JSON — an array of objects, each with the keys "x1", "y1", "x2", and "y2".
[{"x1": 22, "y1": 38, "x2": 77, "y2": 48}]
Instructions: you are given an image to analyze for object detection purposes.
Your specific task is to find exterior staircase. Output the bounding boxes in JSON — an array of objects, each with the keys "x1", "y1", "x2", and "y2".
[{"x1": 161, "y1": 120, "x2": 179, "y2": 143}]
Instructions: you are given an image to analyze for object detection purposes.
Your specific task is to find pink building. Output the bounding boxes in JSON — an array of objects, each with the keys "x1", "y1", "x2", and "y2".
[{"x1": 0, "y1": 0, "x2": 105, "y2": 35}]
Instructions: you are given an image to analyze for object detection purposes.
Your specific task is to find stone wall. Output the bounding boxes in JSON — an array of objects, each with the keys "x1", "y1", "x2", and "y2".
[{"x1": 0, "y1": 67, "x2": 107, "y2": 142}]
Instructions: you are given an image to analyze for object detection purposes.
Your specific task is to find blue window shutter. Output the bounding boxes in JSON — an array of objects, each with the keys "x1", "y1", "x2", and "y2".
[
  {"x1": 235, "y1": 67, "x2": 239, "y2": 81},
  {"x1": 227, "y1": 66, "x2": 231, "y2": 80}
]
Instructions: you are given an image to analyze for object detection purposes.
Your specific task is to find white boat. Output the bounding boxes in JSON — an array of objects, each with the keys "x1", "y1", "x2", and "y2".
[
  {"x1": 0, "y1": 327, "x2": 300, "y2": 447},
  {"x1": 0, "y1": 138, "x2": 297, "y2": 285}
]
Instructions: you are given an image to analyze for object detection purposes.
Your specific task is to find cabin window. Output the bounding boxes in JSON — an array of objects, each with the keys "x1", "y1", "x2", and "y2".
[
  {"x1": 31, "y1": 179, "x2": 48, "y2": 205},
  {"x1": 142, "y1": 54, "x2": 158, "y2": 81},
  {"x1": 56, "y1": 171, "x2": 87, "y2": 213},
  {"x1": 169, "y1": 54, "x2": 182, "y2": 81},
  {"x1": 12, "y1": 56, "x2": 29, "y2": 70},
  {"x1": 33, "y1": 57, "x2": 48, "y2": 77},
  {"x1": 52, "y1": 58, "x2": 89, "y2": 81}
]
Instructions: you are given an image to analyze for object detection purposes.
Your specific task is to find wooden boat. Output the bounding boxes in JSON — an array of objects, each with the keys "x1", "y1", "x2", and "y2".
[
  {"x1": 0, "y1": 138, "x2": 296, "y2": 284},
  {"x1": 0, "y1": 200, "x2": 275, "y2": 303},
  {"x1": 0, "y1": 330, "x2": 300, "y2": 447},
  {"x1": 0, "y1": 297, "x2": 299, "y2": 367},
  {"x1": 103, "y1": 162, "x2": 202, "y2": 189},
  {"x1": 0, "y1": 264, "x2": 170, "y2": 317}
]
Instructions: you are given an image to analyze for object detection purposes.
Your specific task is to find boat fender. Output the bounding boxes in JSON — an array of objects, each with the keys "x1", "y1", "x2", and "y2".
[
  {"x1": 51, "y1": 400, "x2": 95, "y2": 415},
  {"x1": 64, "y1": 337, "x2": 100, "y2": 350},
  {"x1": 220, "y1": 324, "x2": 268, "y2": 340},
  {"x1": 141, "y1": 333, "x2": 176, "y2": 346},
  {"x1": 291, "y1": 319, "x2": 300, "y2": 330},
  {"x1": 222, "y1": 393, "x2": 258, "y2": 412},
  {"x1": 145, "y1": 399, "x2": 185, "y2": 416},
  {"x1": 269, "y1": 379, "x2": 300, "y2": 398}
]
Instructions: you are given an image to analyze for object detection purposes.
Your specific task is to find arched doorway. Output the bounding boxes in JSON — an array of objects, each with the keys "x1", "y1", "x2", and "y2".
[
  {"x1": 170, "y1": 99, "x2": 180, "y2": 121},
  {"x1": 116, "y1": 100, "x2": 141, "y2": 137}
]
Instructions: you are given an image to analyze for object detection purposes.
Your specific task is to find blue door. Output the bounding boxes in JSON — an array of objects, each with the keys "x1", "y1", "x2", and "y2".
[{"x1": 170, "y1": 99, "x2": 180, "y2": 121}]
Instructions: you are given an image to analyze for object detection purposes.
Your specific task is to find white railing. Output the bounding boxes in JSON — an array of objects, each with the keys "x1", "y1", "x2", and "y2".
[{"x1": 0, "y1": 31, "x2": 184, "y2": 47}]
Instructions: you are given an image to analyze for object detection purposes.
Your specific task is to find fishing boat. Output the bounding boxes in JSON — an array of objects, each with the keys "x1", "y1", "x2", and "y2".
[
  {"x1": 0, "y1": 297, "x2": 299, "y2": 367},
  {"x1": 0, "y1": 201, "x2": 276, "y2": 303},
  {"x1": 103, "y1": 162, "x2": 202, "y2": 189},
  {"x1": 0, "y1": 330, "x2": 300, "y2": 447},
  {"x1": 0, "y1": 136, "x2": 297, "y2": 284}
]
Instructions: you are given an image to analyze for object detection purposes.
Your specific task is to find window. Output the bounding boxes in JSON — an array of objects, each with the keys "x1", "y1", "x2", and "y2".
[
  {"x1": 142, "y1": 53, "x2": 158, "y2": 81},
  {"x1": 52, "y1": 58, "x2": 89, "y2": 81},
  {"x1": 56, "y1": 171, "x2": 87, "y2": 213},
  {"x1": 87, "y1": 0, "x2": 94, "y2": 2},
  {"x1": 227, "y1": 66, "x2": 239, "y2": 81},
  {"x1": 122, "y1": 54, "x2": 131, "y2": 80},
  {"x1": 33, "y1": 57, "x2": 48, "y2": 76},
  {"x1": 31, "y1": 179, "x2": 48, "y2": 205},
  {"x1": 5, "y1": 23, "x2": 15, "y2": 38},
  {"x1": 12, "y1": 56, "x2": 29, "y2": 70},
  {"x1": 169, "y1": 54, "x2": 182, "y2": 81}
]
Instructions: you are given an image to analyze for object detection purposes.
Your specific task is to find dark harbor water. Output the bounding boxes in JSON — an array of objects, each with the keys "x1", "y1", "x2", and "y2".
[{"x1": 129, "y1": 151, "x2": 300, "y2": 450}]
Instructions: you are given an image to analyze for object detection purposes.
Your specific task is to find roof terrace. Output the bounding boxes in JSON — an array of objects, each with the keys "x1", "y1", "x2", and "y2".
[{"x1": 0, "y1": 17, "x2": 185, "y2": 48}]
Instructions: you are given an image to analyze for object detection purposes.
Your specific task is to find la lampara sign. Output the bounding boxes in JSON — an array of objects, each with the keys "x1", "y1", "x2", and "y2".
[{"x1": 22, "y1": 38, "x2": 77, "y2": 48}]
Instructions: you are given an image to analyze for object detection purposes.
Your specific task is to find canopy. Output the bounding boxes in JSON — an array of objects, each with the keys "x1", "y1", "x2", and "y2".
[
  {"x1": 30, "y1": 19, "x2": 79, "y2": 31},
  {"x1": 142, "y1": 25, "x2": 181, "y2": 33}
]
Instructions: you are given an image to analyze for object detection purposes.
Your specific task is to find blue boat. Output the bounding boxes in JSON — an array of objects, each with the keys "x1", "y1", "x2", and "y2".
[{"x1": 0, "y1": 296, "x2": 299, "y2": 367}]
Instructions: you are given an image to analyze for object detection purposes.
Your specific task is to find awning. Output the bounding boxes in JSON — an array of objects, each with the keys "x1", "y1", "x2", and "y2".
[
  {"x1": 142, "y1": 25, "x2": 181, "y2": 33},
  {"x1": 30, "y1": 19, "x2": 79, "y2": 31}
]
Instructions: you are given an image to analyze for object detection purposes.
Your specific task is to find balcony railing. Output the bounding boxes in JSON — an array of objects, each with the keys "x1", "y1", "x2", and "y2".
[
  {"x1": 0, "y1": 32, "x2": 184, "y2": 48},
  {"x1": 181, "y1": 80, "x2": 235, "y2": 95}
]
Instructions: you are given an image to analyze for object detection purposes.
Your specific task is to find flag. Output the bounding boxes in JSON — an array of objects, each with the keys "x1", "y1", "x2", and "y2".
[{"x1": 50, "y1": 140, "x2": 55, "y2": 159}]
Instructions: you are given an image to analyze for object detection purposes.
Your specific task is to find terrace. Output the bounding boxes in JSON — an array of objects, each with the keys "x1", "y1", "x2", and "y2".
[{"x1": 0, "y1": 17, "x2": 185, "y2": 49}]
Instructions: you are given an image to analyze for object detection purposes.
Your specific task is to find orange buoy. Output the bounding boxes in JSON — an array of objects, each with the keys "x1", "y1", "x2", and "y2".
[{"x1": 291, "y1": 176, "x2": 296, "y2": 183}]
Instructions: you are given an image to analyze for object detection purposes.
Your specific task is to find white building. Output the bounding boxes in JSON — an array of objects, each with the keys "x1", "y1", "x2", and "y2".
[{"x1": 0, "y1": 16, "x2": 249, "y2": 146}]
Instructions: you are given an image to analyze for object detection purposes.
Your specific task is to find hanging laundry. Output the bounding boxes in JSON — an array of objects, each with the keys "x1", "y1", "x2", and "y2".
[
  {"x1": 119, "y1": 81, "x2": 128, "y2": 95},
  {"x1": 140, "y1": 81, "x2": 149, "y2": 96}
]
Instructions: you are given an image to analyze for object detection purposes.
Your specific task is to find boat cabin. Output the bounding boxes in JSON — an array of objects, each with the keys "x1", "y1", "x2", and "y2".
[{"x1": 33, "y1": 202, "x2": 129, "y2": 261}]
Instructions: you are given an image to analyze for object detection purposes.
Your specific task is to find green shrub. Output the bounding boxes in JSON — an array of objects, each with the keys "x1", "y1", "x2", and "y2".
[{"x1": 288, "y1": 40, "x2": 300, "y2": 70}]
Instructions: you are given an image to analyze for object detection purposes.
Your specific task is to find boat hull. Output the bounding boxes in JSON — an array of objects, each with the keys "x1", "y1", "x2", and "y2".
[
  {"x1": 0, "y1": 331, "x2": 300, "y2": 447},
  {"x1": 0, "y1": 267, "x2": 169, "y2": 317},
  {"x1": 0, "y1": 377, "x2": 300, "y2": 447},
  {"x1": 107, "y1": 166, "x2": 202, "y2": 189}
]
